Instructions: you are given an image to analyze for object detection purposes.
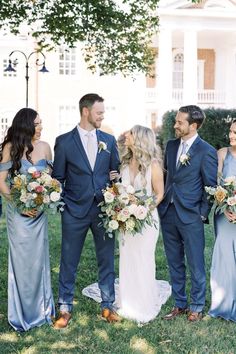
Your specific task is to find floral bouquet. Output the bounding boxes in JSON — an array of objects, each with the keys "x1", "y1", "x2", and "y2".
[
  {"x1": 205, "y1": 175, "x2": 236, "y2": 217},
  {"x1": 98, "y1": 182, "x2": 157, "y2": 238},
  {"x1": 10, "y1": 166, "x2": 64, "y2": 215}
]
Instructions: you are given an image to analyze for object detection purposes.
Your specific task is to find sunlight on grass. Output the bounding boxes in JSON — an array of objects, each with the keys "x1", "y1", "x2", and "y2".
[
  {"x1": 94, "y1": 328, "x2": 109, "y2": 341},
  {"x1": 21, "y1": 347, "x2": 38, "y2": 354},
  {"x1": 78, "y1": 314, "x2": 90, "y2": 326},
  {"x1": 130, "y1": 336, "x2": 156, "y2": 354},
  {"x1": 0, "y1": 332, "x2": 18, "y2": 342},
  {"x1": 51, "y1": 341, "x2": 77, "y2": 350},
  {"x1": 51, "y1": 267, "x2": 59, "y2": 273}
]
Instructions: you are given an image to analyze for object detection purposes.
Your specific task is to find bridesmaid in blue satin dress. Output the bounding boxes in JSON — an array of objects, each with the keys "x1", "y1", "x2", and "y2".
[
  {"x1": 209, "y1": 119, "x2": 236, "y2": 322},
  {"x1": 0, "y1": 108, "x2": 55, "y2": 331}
]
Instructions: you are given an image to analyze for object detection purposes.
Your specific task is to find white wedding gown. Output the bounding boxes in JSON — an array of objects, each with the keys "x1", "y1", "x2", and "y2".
[{"x1": 82, "y1": 165, "x2": 171, "y2": 323}]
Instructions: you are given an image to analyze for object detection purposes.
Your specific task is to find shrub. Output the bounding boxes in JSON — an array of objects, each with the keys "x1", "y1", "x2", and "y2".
[{"x1": 158, "y1": 107, "x2": 236, "y2": 150}]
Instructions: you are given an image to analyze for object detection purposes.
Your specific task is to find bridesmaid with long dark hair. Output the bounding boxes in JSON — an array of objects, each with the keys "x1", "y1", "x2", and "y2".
[
  {"x1": 209, "y1": 119, "x2": 236, "y2": 321},
  {"x1": 0, "y1": 108, "x2": 55, "y2": 331}
]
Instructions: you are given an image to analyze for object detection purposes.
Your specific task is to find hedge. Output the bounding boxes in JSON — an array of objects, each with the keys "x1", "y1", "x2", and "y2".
[{"x1": 158, "y1": 108, "x2": 236, "y2": 150}]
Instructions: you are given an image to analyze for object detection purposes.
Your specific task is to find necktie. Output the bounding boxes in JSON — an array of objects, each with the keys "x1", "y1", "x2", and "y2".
[
  {"x1": 176, "y1": 141, "x2": 187, "y2": 168},
  {"x1": 86, "y1": 132, "x2": 97, "y2": 169}
]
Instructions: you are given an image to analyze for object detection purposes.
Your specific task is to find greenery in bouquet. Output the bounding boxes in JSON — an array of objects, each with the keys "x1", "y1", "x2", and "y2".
[
  {"x1": 10, "y1": 166, "x2": 64, "y2": 215},
  {"x1": 98, "y1": 182, "x2": 157, "y2": 238},
  {"x1": 205, "y1": 175, "x2": 236, "y2": 215}
]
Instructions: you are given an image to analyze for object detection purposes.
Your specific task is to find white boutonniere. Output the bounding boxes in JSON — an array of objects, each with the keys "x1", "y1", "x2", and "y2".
[
  {"x1": 98, "y1": 141, "x2": 109, "y2": 153},
  {"x1": 179, "y1": 153, "x2": 190, "y2": 166}
]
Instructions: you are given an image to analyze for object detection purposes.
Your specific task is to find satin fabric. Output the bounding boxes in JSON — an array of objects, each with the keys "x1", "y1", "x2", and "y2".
[
  {"x1": 0, "y1": 159, "x2": 55, "y2": 331},
  {"x1": 209, "y1": 149, "x2": 236, "y2": 321}
]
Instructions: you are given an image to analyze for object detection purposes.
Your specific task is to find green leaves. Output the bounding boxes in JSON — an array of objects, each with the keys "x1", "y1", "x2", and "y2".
[{"x1": 0, "y1": 0, "x2": 158, "y2": 75}]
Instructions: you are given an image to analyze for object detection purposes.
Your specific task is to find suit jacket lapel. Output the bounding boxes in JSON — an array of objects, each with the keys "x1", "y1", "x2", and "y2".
[
  {"x1": 176, "y1": 135, "x2": 201, "y2": 172},
  {"x1": 94, "y1": 129, "x2": 103, "y2": 171},
  {"x1": 72, "y1": 128, "x2": 92, "y2": 171},
  {"x1": 171, "y1": 139, "x2": 181, "y2": 173}
]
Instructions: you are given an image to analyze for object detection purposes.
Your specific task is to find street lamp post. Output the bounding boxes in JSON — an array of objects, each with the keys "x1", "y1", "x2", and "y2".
[{"x1": 4, "y1": 50, "x2": 49, "y2": 107}]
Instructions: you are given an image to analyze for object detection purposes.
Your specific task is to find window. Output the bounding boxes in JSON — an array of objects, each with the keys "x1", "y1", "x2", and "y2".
[
  {"x1": 0, "y1": 115, "x2": 9, "y2": 142},
  {"x1": 58, "y1": 105, "x2": 78, "y2": 134},
  {"x1": 59, "y1": 48, "x2": 76, "y2": 75},
  {"x1": 173, "y1": 52, "x2": 184, "y2": 89},
  {"x1": 3, "y1": 59, "x2": 17, "y2": 77}
]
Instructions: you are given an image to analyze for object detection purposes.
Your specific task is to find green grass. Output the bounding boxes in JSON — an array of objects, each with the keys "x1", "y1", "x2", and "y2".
[{"x1": 0, "y1": 206, "x2": 236, "y2": 354}]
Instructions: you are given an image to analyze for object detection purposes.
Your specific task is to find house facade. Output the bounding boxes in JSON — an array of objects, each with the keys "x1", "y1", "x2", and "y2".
[{"x1": 147, "y1": 0, "x2": 236, "y2": 124}]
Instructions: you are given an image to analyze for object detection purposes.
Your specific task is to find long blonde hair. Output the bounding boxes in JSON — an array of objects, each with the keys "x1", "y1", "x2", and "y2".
[{"x1": 119, "y1": 125, "x2": 162, "y2": 185}]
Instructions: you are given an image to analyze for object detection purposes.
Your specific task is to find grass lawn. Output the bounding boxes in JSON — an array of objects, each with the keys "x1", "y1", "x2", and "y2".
[{"x1": 0, "y1": 205, "x2": 236, "y2": 354}]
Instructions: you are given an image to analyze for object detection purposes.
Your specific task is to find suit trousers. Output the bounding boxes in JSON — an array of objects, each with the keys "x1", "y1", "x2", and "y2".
[
  {"x1": 161, "y1": 204, "x2": 206, "y2": 312},
  {"x1": 58, "y1": 200, "x2": 115, "y2": 312}
]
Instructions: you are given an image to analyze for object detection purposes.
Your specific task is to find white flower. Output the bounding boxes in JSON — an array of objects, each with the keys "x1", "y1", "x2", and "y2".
[
  {"x1": 115, "y1": 182, "x2": 126, "y2": 194},
  {"x1": 108, "y1": 220, "x2": 119, "y2": 230},
  {"x1": 43, "y1": 195, "x2": 50, "y2": 204},
  {"x1": 134, "y1": 205, "x2": 148, "y2": 220},
  {"x1": 128, "y1": 204, "x2": 138, "y2": 215},
  {"x1": 28, "y1": 181, "x2": 40, "y2": 191},
  {"x1": 125, "y1": 218, "x2": 136, "y2": 231},
  {"x1": 118, "y1": 192, "x2": 129, "y2": 205},
  {"x1": 224, "y1": 176, "x2": 236, "y2": 186},
  {"x1": 104, "y1": 191, "x2": 115, "y2": 203},
  {"x1": 28, "y1": 167, "x2": 37, "y2": 174},
  {"x1": 50, "y1": 191, "x2": 61, "y2": 202},
  {"x1": 179, "y1": 153, "x2": 190, "y2": 166},
  {"x1": 227, "y1": 196, "x2": 236, "y2": 206},
  {"x1": 40, "y1": 172, "x2": 53, "y2": 185},
  {"x1": 126, "y1": 185, "x2": 135, "y2": 194},
  {"x1": 117, "y1": 207, "x2": 130, "y2": 222},
  {"x1": 98, "y1": 141, "x2": 108, "y2": 153}
]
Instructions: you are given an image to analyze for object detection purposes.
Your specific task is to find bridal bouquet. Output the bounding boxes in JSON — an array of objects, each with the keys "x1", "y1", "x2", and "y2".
[
  {"x1": 98, "y1": 182, "x2": 157, "y2": 238},
  {"x1": 10, "y1": 167, "x2": 64, "y2": 215},
  {"x1": 205, "y1": 175, "x2": 236, "y2": 215}
]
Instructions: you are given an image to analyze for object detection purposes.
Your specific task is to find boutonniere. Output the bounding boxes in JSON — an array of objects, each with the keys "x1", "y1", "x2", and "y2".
[
  {"x1": 98, "y1": 141, "x2": 109, "y2": 153},
  {"x1": 179, "y1": 153, "x2": 191, "y2": 166}
]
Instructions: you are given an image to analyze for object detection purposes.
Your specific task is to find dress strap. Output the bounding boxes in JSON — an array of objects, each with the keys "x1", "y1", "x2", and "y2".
[
  {"x1": 46, "y1": 160, "x2": 53, "y2": 169},
  {"x1": 0, "y1": 161, "x2": 12, "y2": 171}
]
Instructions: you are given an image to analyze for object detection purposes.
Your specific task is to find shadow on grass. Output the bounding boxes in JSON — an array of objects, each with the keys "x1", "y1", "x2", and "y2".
[{"x1": 0, "y1": 212, "x2": 235, "y2": 354}]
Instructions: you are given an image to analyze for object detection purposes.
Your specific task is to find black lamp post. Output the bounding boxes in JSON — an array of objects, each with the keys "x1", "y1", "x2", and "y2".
[{"x1": 4, "y1": 50, "x2": 49, "y2": 107}]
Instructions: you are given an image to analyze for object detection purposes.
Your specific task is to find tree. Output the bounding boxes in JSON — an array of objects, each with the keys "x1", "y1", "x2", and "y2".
[{"x1": 0, "y1": 0, "x2": 201, "y2": 75}]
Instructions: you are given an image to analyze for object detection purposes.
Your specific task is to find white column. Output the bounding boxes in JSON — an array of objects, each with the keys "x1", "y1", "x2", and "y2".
[
  {"x1": 225, "y1": 48, "x2": 236, "y2": 108},
  {"x1": 183, "y1": 30, "x2": 198, "y2": 105},
  {"x1": 157, "y1": 28, "x2": 172, "y2": 124}
]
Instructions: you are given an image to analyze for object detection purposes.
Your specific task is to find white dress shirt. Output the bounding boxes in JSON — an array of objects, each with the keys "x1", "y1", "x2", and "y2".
[
  {"x1": 77, "y1": 125, "x2": 98, "y2": 156},
  {"x1": 176, "y1": 133, "x2": 198, "y2": 164}
]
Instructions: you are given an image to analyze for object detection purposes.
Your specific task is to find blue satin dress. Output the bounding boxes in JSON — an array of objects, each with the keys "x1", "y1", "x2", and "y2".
[
  {"x1": 209, "y1": 149, "x2": 236, "y2": 321},
  {"x1": 0, "y1": 159, "x2": 55, "y2": 331}
]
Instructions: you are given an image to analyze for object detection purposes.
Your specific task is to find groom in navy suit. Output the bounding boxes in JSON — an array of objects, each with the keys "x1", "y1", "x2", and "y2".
[
  {"x1": 52, "y1": 93, "x2": 120, "y2": 328},
  {"x1": 159, "y1": 105, "x2": 218, "y2": 322}
]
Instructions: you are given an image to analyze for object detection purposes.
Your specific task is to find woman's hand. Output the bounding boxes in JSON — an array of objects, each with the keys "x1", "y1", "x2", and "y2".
[
  {"x1": 224, "y1": 209, "x2": 236, "y2": 223},
  {"x1": 109, "y1": 170, "x2": 120, "y2": 182},
  {"x1": 21, "y1": 208, "x2": 38, "y2": 218}
]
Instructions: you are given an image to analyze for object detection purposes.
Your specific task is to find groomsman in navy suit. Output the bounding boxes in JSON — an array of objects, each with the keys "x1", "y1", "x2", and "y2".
[
  {"x1": 52, "y1": 93, "x2": 120, "y2": 328},
  {"x1": 159, "y1": 105, "x2": 218, "y2": 322}
]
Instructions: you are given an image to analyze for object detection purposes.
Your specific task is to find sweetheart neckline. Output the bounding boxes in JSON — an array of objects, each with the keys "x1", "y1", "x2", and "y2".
[{"x1": 21, "y1": 158, "x2": 47, "y2": 166}]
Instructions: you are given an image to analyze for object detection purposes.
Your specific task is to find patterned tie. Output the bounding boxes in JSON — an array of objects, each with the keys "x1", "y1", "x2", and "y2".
[
  {"x1": 86, "y1": 132, "x2": 97, "y2": 169},
  {"x1": 176, "y1": 141, "x2": 187, "y2": 168}
]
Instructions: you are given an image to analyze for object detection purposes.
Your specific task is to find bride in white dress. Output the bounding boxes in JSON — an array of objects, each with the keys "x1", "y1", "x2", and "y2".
[{"x1": 83, "y1": 125, "x2": 171, "y2": 323}]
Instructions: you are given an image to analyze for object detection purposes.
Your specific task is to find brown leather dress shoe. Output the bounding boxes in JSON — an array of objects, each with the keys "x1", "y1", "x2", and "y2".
[
  {"x1": 187, "y1": 311, "x2": 203, "y2": 322},
  {"x1": 101, "y1": 308, "x2": 121, "y2": 323},
  {"x1": 53, "y1": 311, "x2": 72, "y2": 329},
  {"x1": 163, "y1": 307, "x2": 188, "y2": 320}
]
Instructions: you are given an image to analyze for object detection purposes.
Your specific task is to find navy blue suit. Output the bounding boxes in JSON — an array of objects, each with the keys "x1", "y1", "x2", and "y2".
[
  {"x1": 52, "y1": 127, "x2": 120, "y2": 311},
  {"x1": 159, "y1": 136, "x2": 217, "y2": 312}
]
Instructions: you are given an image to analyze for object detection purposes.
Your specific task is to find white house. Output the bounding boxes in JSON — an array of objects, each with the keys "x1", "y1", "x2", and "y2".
[
  {"x1": 147, "y1": 0, "x2": 236, "y2": 124},
  {"x1": 1, "y1": 0, "x2": 236, "y2": 147}
]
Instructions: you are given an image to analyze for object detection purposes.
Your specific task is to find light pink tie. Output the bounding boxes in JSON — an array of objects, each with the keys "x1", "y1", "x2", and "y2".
[{"x1": 86, "y1": 132, "x2": 97, "y2": 169}]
